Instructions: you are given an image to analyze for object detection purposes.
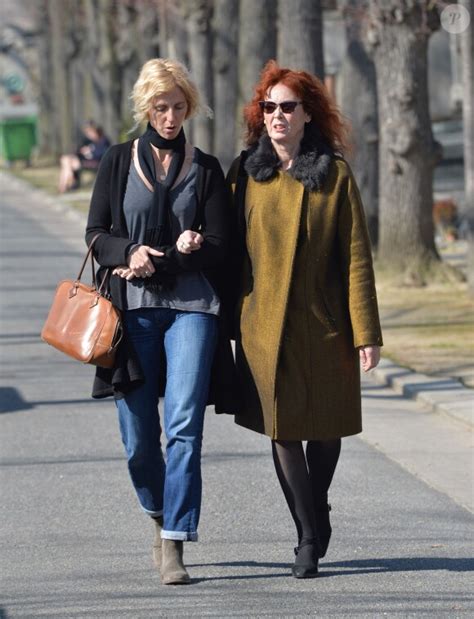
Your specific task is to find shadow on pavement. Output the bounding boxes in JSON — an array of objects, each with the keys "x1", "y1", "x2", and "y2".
[
  {"x1": 362, "y1": 393, "x2": 408, "y2": 401},
  {"x1": 323, "y1": 556, "x2": 474, "y2": 575},
  {"x1": 0, "y1": 387, "x2": 34, "y2": 413},
  {"x1": 0, "y1": 332, "x2": 42, "y2": 339},
  {"x1": 187, "y1": 556, "x2": 473, "y2": 582},
  {"x1": 402, "y1": 381, "x2": 468, "y2": 392},
  {"x1": 0, "y1": 454, "x2": 123, "y2": 467},
  {"x1": 0, "y1": 386, "x2": 100, "y2": 414}
]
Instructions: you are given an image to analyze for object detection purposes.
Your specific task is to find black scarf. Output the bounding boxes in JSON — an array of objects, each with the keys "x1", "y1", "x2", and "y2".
[
  {"x1": 138, "y1": 123, "x2": 186, "y2": 247},
  {"x1": 137, "y1": 123, "x2": 186, "y2": 291}
]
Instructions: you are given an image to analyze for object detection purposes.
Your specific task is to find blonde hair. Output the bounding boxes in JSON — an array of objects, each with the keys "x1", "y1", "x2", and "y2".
[{"x1": 131, "y1": 58, "x2": 200, "y2": 127}]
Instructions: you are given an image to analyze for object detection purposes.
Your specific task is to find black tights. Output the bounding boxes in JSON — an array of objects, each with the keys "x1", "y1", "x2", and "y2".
[{"x1": 271, "y1": 439, "x2": 341, "y2": 546}]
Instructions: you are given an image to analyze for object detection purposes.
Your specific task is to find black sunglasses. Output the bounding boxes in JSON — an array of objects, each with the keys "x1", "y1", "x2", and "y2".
[{"x1": 259, "y1": 100, "x2": 302, "y2": 114}]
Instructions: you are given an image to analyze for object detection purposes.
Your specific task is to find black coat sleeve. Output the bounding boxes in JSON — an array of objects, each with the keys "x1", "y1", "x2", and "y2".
[{"x1": 85, "y1": 147, "x2": 137, "y2": 266}]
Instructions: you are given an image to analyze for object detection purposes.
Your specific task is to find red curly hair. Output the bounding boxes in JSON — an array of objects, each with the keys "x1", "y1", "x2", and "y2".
[{"x1": 244, "y1": 60, "x2": 349, "y2": 154}]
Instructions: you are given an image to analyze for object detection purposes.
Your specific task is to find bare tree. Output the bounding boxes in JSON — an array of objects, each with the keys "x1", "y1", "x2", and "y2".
[
  {"x1": 15, "y1": 0, "x2": 161, "y2": 152},
  {"x1": 367, "y1": 0, "x2": 450, "y2": 283},
  {"x1": 68, "y1": 4, "x2": 92, "y2": 139},
  {"x1": 237, "y1": 0, "x2": 277, "y2": 149},
  {"x1": 159, "y1": 0, "x2": 189, "y2": 63},
  {"x1": 26, "y1": 0, "x2": 55, "y2": 154},
  {"x1": 277, "y1": 0, "x2": 324, "y2": 78},
  {"x1": 212, "y1": 0, "x2": 238, "y2": 169},
  {"x1": 97, "y1": 1, "x2": 121, "y2": 140},
  {"x1": 338, "y1": 0, "x2": 378, "y2": 246},
  {"x1": 47, "y1": 0, "x2": 74, "y2": 154},
  {"x1": 186, "y1": 0, "x2": 213, "y2": 152},
  {"x1": 115, "y1": 1, "x2": 160, "y2": 137},
  {"x1": 83, "y1": 0, "x2": 108, "y2": 135}
]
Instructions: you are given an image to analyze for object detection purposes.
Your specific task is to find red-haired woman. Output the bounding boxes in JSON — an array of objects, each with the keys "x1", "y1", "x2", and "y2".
[{"x1": 228, "y1": 61, "x2": 383, "y2": 579}]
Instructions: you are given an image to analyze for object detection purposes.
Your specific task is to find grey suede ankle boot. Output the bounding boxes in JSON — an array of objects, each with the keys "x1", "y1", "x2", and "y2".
[
  {"x1": 161, "y1": 539, "x2": 190, "y2": 585},
  {"x1": 152, "y1": 516, "x2": 163, "y2": 568}
]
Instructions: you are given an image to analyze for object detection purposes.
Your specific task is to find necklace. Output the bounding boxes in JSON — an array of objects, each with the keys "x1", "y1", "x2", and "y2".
[{"x1": 150, "y1": 144, "x2": 171, "y2": 182}]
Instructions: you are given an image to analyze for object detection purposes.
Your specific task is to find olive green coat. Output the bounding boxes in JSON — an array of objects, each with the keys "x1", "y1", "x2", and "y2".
[{"x1": 228, "y1": 155, "x2": 383, "y2": 441}]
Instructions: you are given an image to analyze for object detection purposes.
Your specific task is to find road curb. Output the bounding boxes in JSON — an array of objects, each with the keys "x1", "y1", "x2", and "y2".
[{"x1": 372, "y1": 358, "x2": 473, "y2": 429}]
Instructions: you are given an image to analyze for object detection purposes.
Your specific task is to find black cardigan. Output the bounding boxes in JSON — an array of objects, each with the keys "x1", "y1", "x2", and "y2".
[{"x1": 85, "y1": 140, "x2": 238, "y2": 413}]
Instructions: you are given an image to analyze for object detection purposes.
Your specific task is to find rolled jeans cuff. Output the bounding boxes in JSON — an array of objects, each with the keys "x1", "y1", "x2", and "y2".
[
  {"x1": 161, "y1": 529, "x2": 198, "y2": 542},
  {"x1": 142, "y1": 506, "x2": 163, "y2": 518}
]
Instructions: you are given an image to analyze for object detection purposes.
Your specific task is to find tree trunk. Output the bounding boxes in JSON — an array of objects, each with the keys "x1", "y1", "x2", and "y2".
[
  {"x1": 368, "y1": 1, "x2": 441, "y2": 282},
  {"x1": 459, "y1": 0, "x2": 474, "y2": 294},
  {"x1": 237, "y1": 0, "x2": 277, "y2": 149},
  {"x1": 67, "y1": 3, "x2": 88, "y2": 143},
  {"x1": 47, "y1": 0, "x2": 73, "y2": 155},
  {"x1": 114, "y1": 1, "x2": 159, "y2": 138},
  {"x1": 277, "y1": 0, "x2": 324, "y2": 78},
  {"x1": 161, "y1": 0, "x2": 188, "y2": 64},
  {"x1": 115, "y1": 1, "x2": 139, "y2": 137},
  {"x1": 83, "y1": 0, "x2": 103, "y2": 131},
  {"x1": 97, "y1": 1, "x2": 121, "y2": 141},
  {"x1": 34, "y1": 0, "x2": 56, "y2": 155},
  {"x1": 157, "y1": 0, "x2": 170, "y2": 58},
  {"x1": 81, "y1": 0, "x2": 121, "y2": 142},
  {"x1": 186, "y1": 0, "x2": 213, "y2": 152},
  {"x1": 212, "y1": 0, "x2": 238, "y2": 170},
  {"x1": 338, "y1": 0, "x2": 378, "y2": 246}
]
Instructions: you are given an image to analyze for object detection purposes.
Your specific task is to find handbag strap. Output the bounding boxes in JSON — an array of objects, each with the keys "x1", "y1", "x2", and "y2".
[{"x1": 76, "y1": 233, "x2": 103, "y2": 287}]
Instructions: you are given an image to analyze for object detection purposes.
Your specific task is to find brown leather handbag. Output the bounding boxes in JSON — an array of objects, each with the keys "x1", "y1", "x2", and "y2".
[{"x1": 41, "y1": 235, "x2": 122, "y2": 368}]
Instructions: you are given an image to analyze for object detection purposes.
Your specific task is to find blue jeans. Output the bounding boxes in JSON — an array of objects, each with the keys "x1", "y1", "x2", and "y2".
[{"x1": 116, "y1": 308, "x2": 218, "y2": 541}]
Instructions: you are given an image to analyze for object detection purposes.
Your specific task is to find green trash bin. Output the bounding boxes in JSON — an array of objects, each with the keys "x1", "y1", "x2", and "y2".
[{"x1": 0, "y1": 106, "x2": 38, "y2": 164}]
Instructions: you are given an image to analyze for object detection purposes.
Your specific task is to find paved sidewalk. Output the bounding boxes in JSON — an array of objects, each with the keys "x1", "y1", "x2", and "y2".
[{"x1": 1, "y1": 171, "x2": 473, "y2": 617}]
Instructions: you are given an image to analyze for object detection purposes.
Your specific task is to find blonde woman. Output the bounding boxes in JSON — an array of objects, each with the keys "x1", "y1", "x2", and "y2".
[{"x1": 86, "y1": 59, "x2": 233, "y2": 584}]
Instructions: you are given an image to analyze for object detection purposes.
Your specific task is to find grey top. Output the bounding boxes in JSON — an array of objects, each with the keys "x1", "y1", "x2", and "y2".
[{"x1": 122, "y1": 152, "x2": 220, "y2": 315}]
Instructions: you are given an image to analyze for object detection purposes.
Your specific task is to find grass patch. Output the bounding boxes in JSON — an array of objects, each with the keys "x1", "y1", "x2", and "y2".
[{"x1": 376, "y1": 274, "x2": 474, "y2": 387}]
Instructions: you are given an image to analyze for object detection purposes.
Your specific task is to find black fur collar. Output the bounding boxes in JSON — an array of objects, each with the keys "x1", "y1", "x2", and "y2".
[{"x1": 244, "y1": 124, "x2": 334, "y2": 191}]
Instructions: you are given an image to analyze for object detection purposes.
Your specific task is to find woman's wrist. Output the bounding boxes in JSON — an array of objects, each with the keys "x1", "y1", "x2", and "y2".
[{"x1": 126, "y1": 244, "x2": 140, "y2": 265}]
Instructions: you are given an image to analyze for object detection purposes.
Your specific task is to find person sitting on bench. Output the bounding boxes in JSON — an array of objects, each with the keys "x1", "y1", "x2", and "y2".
[{"x1": 58, "y1": 121, "x2": 111, "y2": 193}]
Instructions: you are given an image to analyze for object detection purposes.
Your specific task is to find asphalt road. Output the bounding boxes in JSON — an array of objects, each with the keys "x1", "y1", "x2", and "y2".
[{"x1": 1, "y1": 174, "x2": 473, "y2": 618}]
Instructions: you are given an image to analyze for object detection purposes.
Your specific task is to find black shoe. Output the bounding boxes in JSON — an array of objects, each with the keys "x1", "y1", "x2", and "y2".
[
  {"x1": 316, "y1": 503, "x2": 332, "y2": 558},
  {"x1": 291, "y1": 541, "x2": 319, "y2": 579}
]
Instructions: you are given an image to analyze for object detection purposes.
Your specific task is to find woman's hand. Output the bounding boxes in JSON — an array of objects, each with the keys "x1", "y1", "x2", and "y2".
[
  {"x1": 359, "y1": 345, "x2": 381, "y2": 372},
  {"x1": 112, "y1": 266, "x2": 134, "y2": 280},
  {"x1": 127, "y1": 245, "x2": 164, "y2": 278},
  {"x1": 176, "y1": 230, "x2": 204, "y2": 254}
]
